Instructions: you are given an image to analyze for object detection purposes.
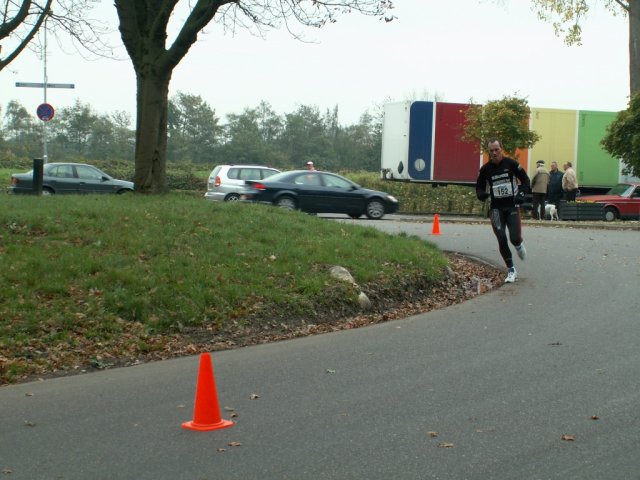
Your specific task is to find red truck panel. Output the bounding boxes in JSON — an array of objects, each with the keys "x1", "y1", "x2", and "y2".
[{"x1": 433, "y1": 103, "x2": 481, "y2": 183}]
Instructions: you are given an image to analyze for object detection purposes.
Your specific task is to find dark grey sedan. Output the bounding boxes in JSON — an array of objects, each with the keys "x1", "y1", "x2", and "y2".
[
  {"x1": 241, "y1": 170, "x2": 399, "y2": 219},
  {"x1": 8, "y1": 163, "x2": 134, "y2": 195}
]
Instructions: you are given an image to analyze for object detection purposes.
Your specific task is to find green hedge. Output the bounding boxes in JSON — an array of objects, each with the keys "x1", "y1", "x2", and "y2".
[{"x1": 2, "y1": 158, "x2": 483, "y2": 215}]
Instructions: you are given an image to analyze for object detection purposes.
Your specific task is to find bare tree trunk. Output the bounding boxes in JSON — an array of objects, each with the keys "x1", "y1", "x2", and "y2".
[
  {"x1": 630, "y1": 1, "x2": 640, "y2": 96},
  {"x1": 134, "y1": 72, "x2": 171, "y2": 193}
]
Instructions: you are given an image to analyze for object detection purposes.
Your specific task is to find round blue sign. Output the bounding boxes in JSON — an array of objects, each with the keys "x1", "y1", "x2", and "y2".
[{"x1": 37, "y1": 103, "x2": 55, "y2": 121}]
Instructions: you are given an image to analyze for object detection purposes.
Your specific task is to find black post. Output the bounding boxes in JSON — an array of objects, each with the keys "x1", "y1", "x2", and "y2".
[{"x1": 33, "y1": 158, "x2": 44, "y2": 195}]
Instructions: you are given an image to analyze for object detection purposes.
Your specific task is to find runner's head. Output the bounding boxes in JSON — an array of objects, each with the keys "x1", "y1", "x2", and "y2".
[{"x1": 487, "y1": 138, "x2": 503, "y2": 164}]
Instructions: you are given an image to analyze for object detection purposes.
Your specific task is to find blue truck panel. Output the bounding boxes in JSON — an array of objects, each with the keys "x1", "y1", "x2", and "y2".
[{"x1": 408, "y1": 102, "x2": 433, "y2": 181}]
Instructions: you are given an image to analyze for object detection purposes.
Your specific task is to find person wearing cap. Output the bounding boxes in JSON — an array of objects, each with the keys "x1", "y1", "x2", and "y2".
[
  {"x1": 562, "y1": 162, "x2": 579, "y2": 201},
  {"x1": 305, "y1": 162, "x2": 316, "y2": 171},
  {"x1": 531, "y1": 160, "x2": 550, "y2": 220}
]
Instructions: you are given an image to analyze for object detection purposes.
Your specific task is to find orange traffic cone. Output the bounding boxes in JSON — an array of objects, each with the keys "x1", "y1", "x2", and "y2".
[
  {"x1": 182, "y1": 353, "x2": 234, "y2": 431},
  {"x1": 431, "y1": 214, "x2": 441, "y2": 235}
]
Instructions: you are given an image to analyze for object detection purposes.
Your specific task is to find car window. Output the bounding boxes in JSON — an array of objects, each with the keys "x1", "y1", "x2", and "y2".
[
  {"x1": 238, "y1": 168, "x2": 265, "y2": 181},
  {"x1": 293, "y1": 173, "x2": 322, "y2": 186},
  {"x1": 49, "y1": 165, "x2": 75, "y2": 178},
  {"x1": 227, "y1": 168, "x2": 241, "y2": 180},
  {"x1": 261, "y1": 169, "x2": 279, "y2": 179},
  {"x1": 632, "y1": 187, "x2": 640, "y2": 198},
  {"x1": 75, "y1": 165, "x2": 104, "y2": 181},
  {"x1": 321, "y1": 174, "x2": 354, "y2": 189}
]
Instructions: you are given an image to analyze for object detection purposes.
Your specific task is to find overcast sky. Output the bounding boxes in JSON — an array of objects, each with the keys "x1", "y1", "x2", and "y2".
[{"x1": 0, "y1": 0, "x2": 629, "y2": 126}]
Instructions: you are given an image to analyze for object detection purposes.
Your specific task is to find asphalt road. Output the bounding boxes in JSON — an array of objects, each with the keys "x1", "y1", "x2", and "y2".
[{"x1": 1, "y1": 218, "x2": 639, "y2": 480}]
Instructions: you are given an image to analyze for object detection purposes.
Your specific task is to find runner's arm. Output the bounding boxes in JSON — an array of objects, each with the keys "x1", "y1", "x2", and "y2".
[{"x1": 476, "y1": 169, "x2": 490, "y2": 201}]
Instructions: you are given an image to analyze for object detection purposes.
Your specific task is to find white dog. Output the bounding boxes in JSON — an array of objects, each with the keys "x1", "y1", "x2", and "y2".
[{"x1": 545, "y1": 203, "x2": 559, "y2": 221}]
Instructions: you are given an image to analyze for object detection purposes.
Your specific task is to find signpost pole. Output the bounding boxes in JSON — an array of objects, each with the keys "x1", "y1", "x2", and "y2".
[
  {"x1": 14, "y1": 16, "x2": 75, "y2": 165},
  {"x1": 43, "y1": 18, "x2": 49, "y2": 163}
]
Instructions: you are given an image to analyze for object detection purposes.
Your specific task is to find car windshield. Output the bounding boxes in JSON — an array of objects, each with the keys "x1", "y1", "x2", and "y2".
[{"x1": 607, "y1": 184, "x2": 633, "y2": 196}]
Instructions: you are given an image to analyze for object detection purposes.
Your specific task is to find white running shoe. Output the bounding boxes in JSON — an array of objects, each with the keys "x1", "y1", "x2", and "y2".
[
  {"x1": 516, "y1": 242, "x2": 527, "y2": 261},
  {"x1": 505, "y1": 268, "x2": 517, "y2": 283}
]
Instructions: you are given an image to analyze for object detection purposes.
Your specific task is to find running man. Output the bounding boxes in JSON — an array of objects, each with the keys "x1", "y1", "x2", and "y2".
[{"x1": 476, "y1": 138, "x2": 531, "y2": 283}]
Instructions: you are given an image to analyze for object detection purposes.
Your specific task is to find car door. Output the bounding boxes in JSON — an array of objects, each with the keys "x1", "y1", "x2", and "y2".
[
  {"x1": 317, "y1": 173, "x2": 365, "y2": 214},
  {"x1": 46, "y1": 164, "x2": 77, "y2": 193},
  {"x1": 289, "y1": 172, "x2": 326, "y2": 212},
  {"x1": 74, "y1": 165, "x2": 113, "y2": 193}
]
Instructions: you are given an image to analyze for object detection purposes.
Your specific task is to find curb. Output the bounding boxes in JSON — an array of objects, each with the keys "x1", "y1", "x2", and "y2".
[{"x1": 390, "y1": 214, "x2": 640, "y2": 231}]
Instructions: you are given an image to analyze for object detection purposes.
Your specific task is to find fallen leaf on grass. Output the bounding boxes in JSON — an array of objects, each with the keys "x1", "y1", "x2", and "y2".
[
  {"x1": 227, "y1": 442, "x2": 242, "y2": 447},
  {"x1": 249, "y1": 394, "x2": 260, "y2": 400},
  {"x1": 326, "y1": 369, "x2": 336, "y2": 374},
  {"x1": 3, "y1": 468, "x2": 13, "y2": 474},
  {"x1": 427, "y1": 431, "x2": 439, "y2": 438},
  {"x1": 561, "y1": 434, "x2": 575, "y2": 441},
  {"x1": 217, "y1": 448, "x2": 226, "y2": 453},
  {"x1": 23, "y1": 420, "x2": 36, "y2": 427},
  {"x1": 591, "y1": 415, "x2": 599, "y2": 420}
]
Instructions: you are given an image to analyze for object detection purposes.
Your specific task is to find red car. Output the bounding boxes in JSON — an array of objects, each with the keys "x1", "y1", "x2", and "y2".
[{"x1": 578, "y1": 182, "x2": 640, "y2": 221}]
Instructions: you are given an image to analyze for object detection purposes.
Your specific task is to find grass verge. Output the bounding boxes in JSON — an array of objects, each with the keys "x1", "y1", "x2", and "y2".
[{"x1": 1, "y1": 194, "x2": 456, "y2": 384}]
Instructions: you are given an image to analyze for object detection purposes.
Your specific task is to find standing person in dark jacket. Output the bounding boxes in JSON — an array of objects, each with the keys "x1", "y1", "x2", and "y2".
[
  {"x1": 547, "y1": 161, "x2": 564, "y2": 208},
  {"x1": 476, "y1": 138, "x2": 531, "y2": 283}
]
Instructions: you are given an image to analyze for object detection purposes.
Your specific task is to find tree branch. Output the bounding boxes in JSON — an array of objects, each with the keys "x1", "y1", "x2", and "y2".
[
  {"x1": 163, "y1": 0, "x2": 229, "y2": 71},
  {"x1": 0, "y1": 0, "x2": 53, "y2": 71},
  {"x1": 0, "y1": 0, "x2": 32, "y2": 39},
  {"x1": 612, "y1": 0, "x2": 629, "y2": 12}
]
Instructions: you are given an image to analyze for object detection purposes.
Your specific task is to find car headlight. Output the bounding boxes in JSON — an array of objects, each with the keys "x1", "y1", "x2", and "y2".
[{"x1": 387, "y1": 195, "x2": 398, "y2": 203}]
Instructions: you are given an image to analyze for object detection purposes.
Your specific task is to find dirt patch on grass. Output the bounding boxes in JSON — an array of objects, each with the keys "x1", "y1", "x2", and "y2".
[{"x1": 2, "y1": 254, "x2": 503, "y2": 385}]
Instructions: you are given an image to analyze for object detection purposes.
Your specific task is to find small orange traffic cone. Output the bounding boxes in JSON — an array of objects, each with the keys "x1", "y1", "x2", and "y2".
[
  {"x1": 182, "y1": 353, "x2": 234, "y2": 431},
  {"x1": 431, "y1": 214, "x2": 441, "y2": 235}
]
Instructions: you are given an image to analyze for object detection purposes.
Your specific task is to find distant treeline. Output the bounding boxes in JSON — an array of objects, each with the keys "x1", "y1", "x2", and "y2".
[{"x1": 0, "y1": 93, "x2": 383, "y2": 172}]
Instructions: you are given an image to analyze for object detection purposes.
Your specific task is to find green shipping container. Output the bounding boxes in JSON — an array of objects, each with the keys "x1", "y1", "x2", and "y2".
[{"x1": 576, "y1": 111, "x2": 619, "y2": 188}]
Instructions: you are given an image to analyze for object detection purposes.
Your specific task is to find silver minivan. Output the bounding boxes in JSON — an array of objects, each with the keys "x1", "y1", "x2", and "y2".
[{"x1": 204, "y1": 164, "x2": 281, "y2": 202}]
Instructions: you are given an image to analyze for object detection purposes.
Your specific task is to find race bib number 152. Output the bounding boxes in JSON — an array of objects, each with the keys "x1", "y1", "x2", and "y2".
[{"x1": 492, "y1": 180, "x2": 513, "y2": 198}]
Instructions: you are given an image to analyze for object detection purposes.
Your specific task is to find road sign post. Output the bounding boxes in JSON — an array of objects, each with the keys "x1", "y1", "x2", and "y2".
[{"x1": 14, "y1": 18, "x2": 75, "y2": 164}]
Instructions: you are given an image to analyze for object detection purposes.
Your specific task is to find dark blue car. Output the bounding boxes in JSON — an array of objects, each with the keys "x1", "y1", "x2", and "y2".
[{"x1": 241, "y1": 170, "x2": 399, "y2": 219}]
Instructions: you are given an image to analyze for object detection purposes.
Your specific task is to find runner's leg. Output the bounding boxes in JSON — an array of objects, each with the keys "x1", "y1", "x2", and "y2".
[
  {"x1": 489, "y1": 208, "x2": 513, "y2": 268},
  {"x1": 506, "y1": 207, "x2": 523, "y2": 248}
]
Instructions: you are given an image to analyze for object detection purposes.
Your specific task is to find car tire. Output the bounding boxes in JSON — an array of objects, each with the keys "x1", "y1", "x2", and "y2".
[
  {"x1": 604, "y1": 206, "x2": 618, "y2": 222},
  {"x1": 275, "y1": 196, "x2": 296, "y2": 210},
  {"x1": 42, "y1": 187, "x2": 54, "y2": 196},
  {"x1": 365, "y1": 199, "x2": 385, "y2": 220},
  {"x1": 348, "y1": 213, "x2": 362, "y2": 219},
  {"x1": 225, "y1": 193, "x2": 240, "y2": 202}
]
